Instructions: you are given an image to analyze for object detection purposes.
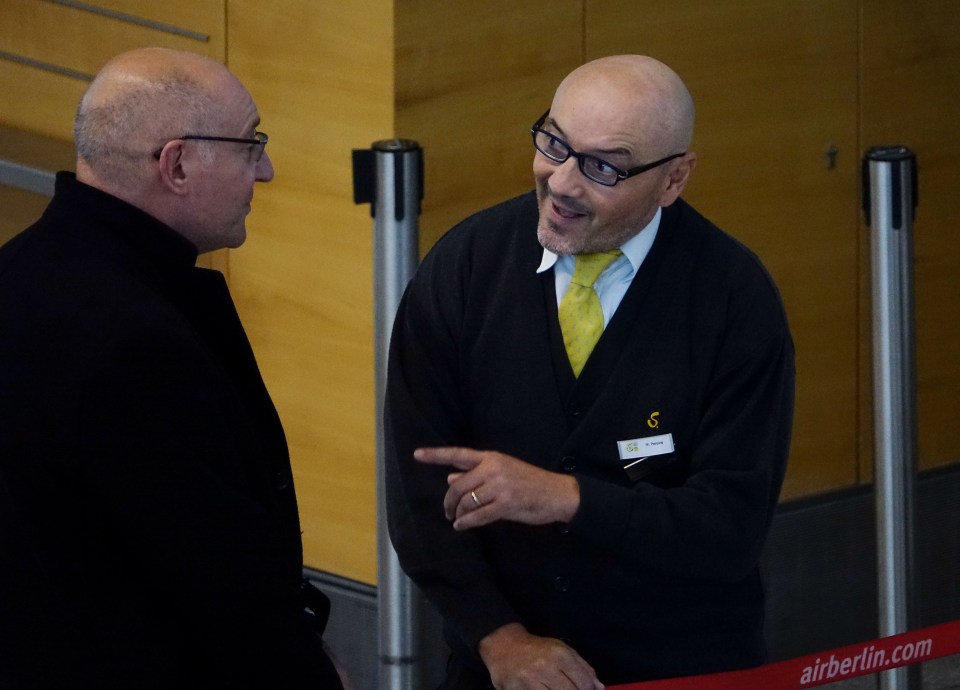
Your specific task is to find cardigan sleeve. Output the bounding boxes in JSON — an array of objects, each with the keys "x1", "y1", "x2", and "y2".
[{"x1": 384, "y1": 236, "x2": 524, "y2": 656}]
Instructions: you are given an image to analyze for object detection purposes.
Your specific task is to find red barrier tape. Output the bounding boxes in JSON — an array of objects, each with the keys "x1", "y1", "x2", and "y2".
[{"x1": 610, "y1": 620, "x2": 960, "y2": 690}]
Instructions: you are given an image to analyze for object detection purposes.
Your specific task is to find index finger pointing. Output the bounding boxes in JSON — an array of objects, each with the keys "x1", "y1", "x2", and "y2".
[{"x1": 413, "y1": 447, "x2": 483, "y2": 471}]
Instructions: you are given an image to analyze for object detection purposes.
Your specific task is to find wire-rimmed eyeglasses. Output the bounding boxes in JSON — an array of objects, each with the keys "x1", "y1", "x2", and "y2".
[
  {"x1": 531, "y1": 111, "x2": 684, "y2": 187},
  {"x1": 152, "y1": 131, "x2": 269, "y2": 162}
]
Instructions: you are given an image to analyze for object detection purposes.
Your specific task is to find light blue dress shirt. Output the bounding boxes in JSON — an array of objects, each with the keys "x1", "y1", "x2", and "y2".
[{"x1": 536, "y1": 206, "x2": 662, "y2": 326}]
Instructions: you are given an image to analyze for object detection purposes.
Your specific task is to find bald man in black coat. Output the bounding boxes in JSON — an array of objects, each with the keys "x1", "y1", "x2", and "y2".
[{"x1": 0, "y1": 47, "x2": 342, "y2": 689}]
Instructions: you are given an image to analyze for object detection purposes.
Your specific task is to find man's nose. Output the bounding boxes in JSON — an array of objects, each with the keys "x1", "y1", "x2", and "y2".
[
  {"x1": 256, "y1": 150, "x2": 275, "y2": 182},
  {"x1": 546, "y1": 155, "x2": 583, "y2": 196}
]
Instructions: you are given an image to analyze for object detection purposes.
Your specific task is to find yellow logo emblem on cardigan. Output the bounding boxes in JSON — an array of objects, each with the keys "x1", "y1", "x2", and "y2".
[{"x1": 647, "y1": 411, "x2": 660, "y2": 429}]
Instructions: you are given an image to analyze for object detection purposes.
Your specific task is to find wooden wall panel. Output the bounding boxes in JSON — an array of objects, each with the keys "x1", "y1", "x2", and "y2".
[
  {"x1": 860, "y1": 2, "x2": 960, "y2": 476},
  {"x1": 395, "y1": 0, "x2": 585, "y2": 252},
  {"x1": 0, "y1": 123, "x2": 74, "y2": 243},
  {"x1": 584, "y1": 1, "x2": 862, "y2": 499},
  {"x1": 0, "y1": 60, "x2": 86, "y2": 143},
  {"x1": 226, "y1": 0, "x2": 393, "y2": 584},
  {"x1": 0, "y1": 0, "x2": 224, "y2": 141},
  {"x1": 0, "y1": 186, "x2": 48, "y2": 244}
]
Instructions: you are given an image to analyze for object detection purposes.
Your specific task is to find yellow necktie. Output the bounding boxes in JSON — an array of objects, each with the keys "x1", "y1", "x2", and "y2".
[{"x1": 558, "y1": 250, "x2": 622, "y2": 377}]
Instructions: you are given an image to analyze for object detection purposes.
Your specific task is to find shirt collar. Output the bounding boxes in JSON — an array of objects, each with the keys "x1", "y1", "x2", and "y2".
[{"x1": 536, "y1": 206, "x2": 662, "y2": 274}]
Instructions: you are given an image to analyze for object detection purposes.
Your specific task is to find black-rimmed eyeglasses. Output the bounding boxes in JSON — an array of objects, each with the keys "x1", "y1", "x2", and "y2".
[
  {"x1": 531, "y1": 111, "x2": 684, "y2": 187},
  {"x1": 152, "y1": 131, "x2": 269, "y2": 162}
]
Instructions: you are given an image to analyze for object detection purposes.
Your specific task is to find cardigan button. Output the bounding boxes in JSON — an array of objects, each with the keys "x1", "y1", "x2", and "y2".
[
  {"x1": 552, "y1": 576, "x2": 570, "y2": 593},
  {"x1": 560, "y1": 456, "x2": 576, "y2": 472},
  {"x1": 275, "y1": 470, "x2": 291, "y2": 491}
]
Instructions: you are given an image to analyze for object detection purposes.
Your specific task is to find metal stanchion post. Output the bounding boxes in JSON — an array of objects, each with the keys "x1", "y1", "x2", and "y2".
[
  {"x1": 862, "y1": 146, "x2": 920, "y2": 690},
  {"x1": 353, "y1": 139, "x2": 425, "y2": 690}
]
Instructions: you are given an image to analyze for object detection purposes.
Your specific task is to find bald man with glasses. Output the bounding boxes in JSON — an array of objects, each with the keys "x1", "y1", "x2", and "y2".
[
  {"x1": 0, "y1": 48, "x2": 343, "y2": 688},
  {"x1": 385, "y1": 55, "x2": 795, "y2": 689}
]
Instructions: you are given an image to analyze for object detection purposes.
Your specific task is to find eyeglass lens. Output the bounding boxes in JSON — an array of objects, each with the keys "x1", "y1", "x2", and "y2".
[{"x1": 532, "y1": 129, "x2": 622, "y2": 186}]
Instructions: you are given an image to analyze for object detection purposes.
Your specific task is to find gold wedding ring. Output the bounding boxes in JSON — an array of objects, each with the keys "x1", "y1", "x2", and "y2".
[{"x1": 470, "y1": 489, "x2": 481, "y2": 507}]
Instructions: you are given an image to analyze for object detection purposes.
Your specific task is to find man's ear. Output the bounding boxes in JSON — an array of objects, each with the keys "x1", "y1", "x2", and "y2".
[
  {"x1": 156, "y1": 141, "x2": 190, "y2": 196},
  {"x1": 658, "y1": 152, "x2": 697, "y2": 207}
]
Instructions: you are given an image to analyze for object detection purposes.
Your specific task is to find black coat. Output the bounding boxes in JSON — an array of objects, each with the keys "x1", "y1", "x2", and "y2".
[
  {"x1": 0, "y1": 173, "x2": 341, "y2": 689},
  {"x1": 385, "y1": 192, "x2": 795, "y2": 686}
]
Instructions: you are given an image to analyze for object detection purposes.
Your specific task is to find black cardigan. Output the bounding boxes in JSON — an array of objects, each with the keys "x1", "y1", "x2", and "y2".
[
  {"x1": 0, "y1": 174, "x2": 340, "y2": 689},
  {"x1": 385, "y1": 191, "x2": 795, "y2": 685}
]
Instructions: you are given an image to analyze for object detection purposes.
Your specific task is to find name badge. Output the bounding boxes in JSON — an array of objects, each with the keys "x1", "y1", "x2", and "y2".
[
  {"x1": 617, "y1": 433, "x2": 674, "y2": 460},
  {"x1": 618, "y1": 433, "x2": 675, "y2": 482}
]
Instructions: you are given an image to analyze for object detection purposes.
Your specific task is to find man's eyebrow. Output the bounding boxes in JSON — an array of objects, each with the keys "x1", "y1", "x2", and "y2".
[
  {"x1": 595, "y1": 145, "x2": 633, "y2": 158},
  {"x1": 544, "y1": 116, "x2": 632, "y2": 158}
]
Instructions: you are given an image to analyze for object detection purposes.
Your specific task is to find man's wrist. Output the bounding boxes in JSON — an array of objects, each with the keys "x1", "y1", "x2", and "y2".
[
  {"x1": 555, "y1": 474, "x2": 581, "y2": 523},
  {"x1": 478, "y1": 622, "x2": 526, "y2": 663}
]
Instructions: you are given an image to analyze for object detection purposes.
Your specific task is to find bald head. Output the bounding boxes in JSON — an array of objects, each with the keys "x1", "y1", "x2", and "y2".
[
  {"x1": 534, "y1": 55, "x2": 697, "y2": 254},
  {"x1": 74, "y1": 47, "x2": 234, "y2": 194},
  {"x1": 71, "y1": 47, "x2": 272, "y2": 253},
  {"x1": 553, "y1": 55, "x2": 695, "y2": 156}
]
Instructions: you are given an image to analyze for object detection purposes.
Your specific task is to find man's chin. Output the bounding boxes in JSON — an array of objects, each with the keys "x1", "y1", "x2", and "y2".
[
  {"x1": 217, "y1": 227, "x2": 247, "y2": 252},
  {"x1": 537, "y1": 220, "x2": 586, "y2": 256}
]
